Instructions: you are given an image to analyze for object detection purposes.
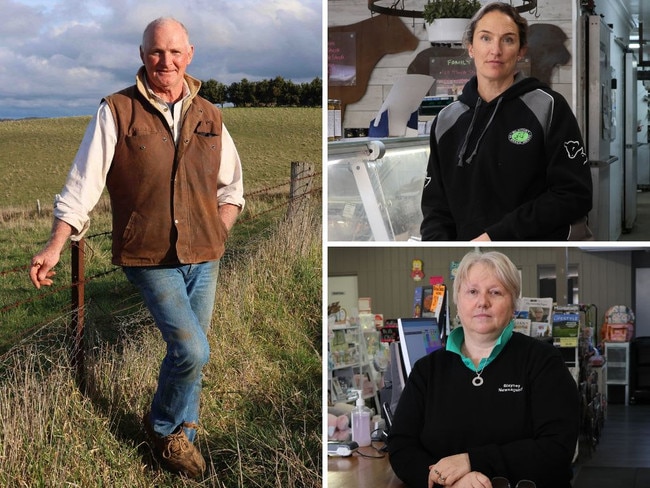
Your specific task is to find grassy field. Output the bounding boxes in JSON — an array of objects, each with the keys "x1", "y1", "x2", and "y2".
[
  {"x1": 0, "y1": 108, "x2": 322, "y2": 348},
  {"x1": 0, "y1": 107, "x2": 322, "y2": 208},
  {"x1": 0, "y1": 108, "x2": 323, "y2": 487}
]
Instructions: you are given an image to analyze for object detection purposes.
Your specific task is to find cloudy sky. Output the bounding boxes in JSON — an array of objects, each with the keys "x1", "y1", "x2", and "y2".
[{"x1": 0, "y1": 0, "x2": 323, "y2": 119}]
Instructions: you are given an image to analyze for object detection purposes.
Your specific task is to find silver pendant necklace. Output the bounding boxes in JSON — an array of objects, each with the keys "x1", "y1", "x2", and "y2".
[
  {"x1": 472, "y1": 359, "x2": 487, "y2": 387},
  {"x1": 472, "y1": 370, "x2": 484, "y2": 387}
]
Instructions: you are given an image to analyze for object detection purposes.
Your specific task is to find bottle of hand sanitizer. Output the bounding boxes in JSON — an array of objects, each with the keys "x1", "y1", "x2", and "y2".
[{"x1": 351, "y1": 390, "x2": 372, "y2": 447}]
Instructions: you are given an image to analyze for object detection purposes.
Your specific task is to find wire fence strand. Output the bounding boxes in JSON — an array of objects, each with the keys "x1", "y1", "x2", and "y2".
[{"x1": 0, "y1": 164, "x2": 320, "y2": 355}]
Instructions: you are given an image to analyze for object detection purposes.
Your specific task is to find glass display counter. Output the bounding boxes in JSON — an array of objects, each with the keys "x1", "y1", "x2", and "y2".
[{"x1": 327, "y1": 136, "x2": 430, "y2": 241}]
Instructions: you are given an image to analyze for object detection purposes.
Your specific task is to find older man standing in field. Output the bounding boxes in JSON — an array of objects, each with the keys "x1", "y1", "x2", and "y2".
[{"x1": 29, "y1": 17, "x2": 245, "y2": 478}]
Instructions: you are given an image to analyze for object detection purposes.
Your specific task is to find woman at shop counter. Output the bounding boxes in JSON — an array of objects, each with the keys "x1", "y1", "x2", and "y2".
[
  {"x1": 420, "y1": 2, "x2": 592, "y2": 241},
  {"x1": 387, "y1": 251, "x2": 579, "y2": 488}
]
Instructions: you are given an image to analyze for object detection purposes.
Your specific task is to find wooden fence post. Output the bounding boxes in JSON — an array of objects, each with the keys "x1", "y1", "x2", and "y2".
[
  {"x1": 287, "y1": 161, "x2": 313, "y2": 219},
  {"x1": 71, "y1": 239, "x2": 85, "y2": 390}
]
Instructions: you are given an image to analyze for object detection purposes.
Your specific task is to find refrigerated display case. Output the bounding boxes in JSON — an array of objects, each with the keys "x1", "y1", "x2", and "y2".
[{"x1": 327, "y1": 136, "x2": 430, "y2": 241}]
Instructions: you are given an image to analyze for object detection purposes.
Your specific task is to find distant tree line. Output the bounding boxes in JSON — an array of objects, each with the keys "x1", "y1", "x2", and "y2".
[{"x1": 199, "y1": 76, "x2": 321, "y2": 107}]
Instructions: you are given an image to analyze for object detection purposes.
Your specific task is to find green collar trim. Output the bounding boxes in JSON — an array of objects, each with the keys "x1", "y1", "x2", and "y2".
[{"x1": 446, "y1": 319, "x2": 514, "y2": 372}]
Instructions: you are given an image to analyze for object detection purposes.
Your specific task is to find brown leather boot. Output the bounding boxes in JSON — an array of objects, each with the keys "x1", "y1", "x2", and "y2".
[{"x1": 143, "y1": 412, "x2": 206, "y2": 478}]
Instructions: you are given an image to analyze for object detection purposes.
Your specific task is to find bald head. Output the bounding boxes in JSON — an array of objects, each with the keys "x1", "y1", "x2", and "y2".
[{"x1": 141, "y1": 17, "x2": 191, "y2": 52}]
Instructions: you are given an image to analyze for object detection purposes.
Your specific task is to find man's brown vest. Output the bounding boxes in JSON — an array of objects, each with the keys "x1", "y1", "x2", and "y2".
[{"x1": 103, "y1": 86, "x2": 226, "y2": 266}]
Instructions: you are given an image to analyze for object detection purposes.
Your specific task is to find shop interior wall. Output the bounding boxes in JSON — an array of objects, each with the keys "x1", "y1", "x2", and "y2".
[
  {"x1": 328, "y1": 0, "x2": 576, "y2": 132},
  {"x1": 632, "y1": 252, "x2": 650, "y2": 337},
  {"x1": 327, "y1": 247, "x2": 634, "y2": 330}
]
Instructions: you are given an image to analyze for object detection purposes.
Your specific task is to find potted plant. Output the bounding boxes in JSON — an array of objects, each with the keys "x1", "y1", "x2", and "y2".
[{"x1": 423, "y1": 0, "x2": 482, "y2": 43}]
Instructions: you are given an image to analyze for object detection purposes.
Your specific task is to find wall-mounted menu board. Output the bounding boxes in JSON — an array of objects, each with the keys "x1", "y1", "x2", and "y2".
[
  {"x1": 428, "y1": 56, "x2": 475, "y2": 96},
  {"x1": 328, "y1": 31, "x2": 357, "y2": 86}
]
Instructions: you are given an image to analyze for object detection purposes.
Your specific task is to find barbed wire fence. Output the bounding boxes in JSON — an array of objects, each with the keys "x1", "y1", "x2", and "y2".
[{"x1": 0, "y1": 162, "x2": 321, "y2": 383}]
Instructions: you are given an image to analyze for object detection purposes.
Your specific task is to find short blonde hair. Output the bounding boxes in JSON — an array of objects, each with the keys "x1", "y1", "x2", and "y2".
[{"x1": 453, "y1": 251, "x2": 520, "y2": 309}]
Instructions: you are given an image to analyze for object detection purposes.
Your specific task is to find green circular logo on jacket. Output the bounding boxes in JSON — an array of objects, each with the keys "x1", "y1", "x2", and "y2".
[{"x1": 508, "y1": 128, "x2": 532, "y2": 145}]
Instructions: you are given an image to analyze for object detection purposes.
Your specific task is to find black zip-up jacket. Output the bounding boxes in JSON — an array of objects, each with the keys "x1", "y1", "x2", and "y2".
[{"x1": 420, "y1": 73, "x2": 592, "y2": 241}]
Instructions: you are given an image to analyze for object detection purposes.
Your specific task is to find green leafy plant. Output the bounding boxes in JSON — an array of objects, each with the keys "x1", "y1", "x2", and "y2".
[{"x1": 423, "y1": 0, "x2": 482, "y2": 23}]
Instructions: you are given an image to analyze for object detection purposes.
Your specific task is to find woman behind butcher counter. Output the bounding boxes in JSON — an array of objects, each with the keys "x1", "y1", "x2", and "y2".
[{"x1": 420, "y1": 2, "x2": 592, "y2": 241}]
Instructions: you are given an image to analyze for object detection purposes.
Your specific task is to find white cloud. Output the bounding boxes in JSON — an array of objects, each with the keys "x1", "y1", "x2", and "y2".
[{"x1": 0, "y1": 0, "x2": 322, "y2": 118}]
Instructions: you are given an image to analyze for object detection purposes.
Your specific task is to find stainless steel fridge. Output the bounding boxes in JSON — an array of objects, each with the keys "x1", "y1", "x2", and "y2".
[
  {"x1": 624, "y1": 51, "x2": 639, "y2": 232},
  {"x1": 586, "y1": 15, "x2": 618, "y2": 240}
]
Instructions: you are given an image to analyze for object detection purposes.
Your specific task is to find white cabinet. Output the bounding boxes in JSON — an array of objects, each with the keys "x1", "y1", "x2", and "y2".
[
  {"x1": 327, "y1": 321, "x2": 381, "y2": 412},
  {"x1": 605, "y1": 342, "x2": 630, "y2": 405}
]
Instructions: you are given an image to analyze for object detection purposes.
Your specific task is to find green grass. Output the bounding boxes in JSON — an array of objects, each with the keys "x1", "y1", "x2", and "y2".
[
  {"x1": 222, "y1": 108, "x2": 322, "y2": 187},
  {"x1": 0, "y1": 117, "x2": 89, "y2": 207},
  {"x1": 0, "y1": 108, "x2": 323, "y2": 487}
]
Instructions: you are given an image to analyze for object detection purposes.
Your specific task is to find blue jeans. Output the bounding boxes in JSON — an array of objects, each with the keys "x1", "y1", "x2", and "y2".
[{"x1": 123, "y1": 261, "x2": 220, "y2": 442}]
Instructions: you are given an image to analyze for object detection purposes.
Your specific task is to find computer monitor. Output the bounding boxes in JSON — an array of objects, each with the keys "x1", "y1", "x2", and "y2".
[{"x1": 397, "y1": 317, "x2": 443, "y2": 376}]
